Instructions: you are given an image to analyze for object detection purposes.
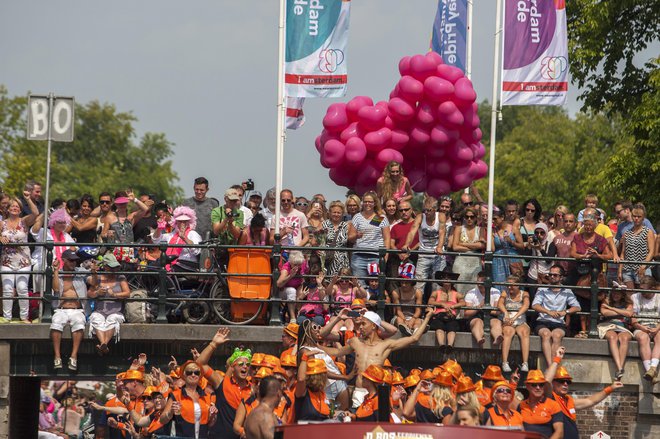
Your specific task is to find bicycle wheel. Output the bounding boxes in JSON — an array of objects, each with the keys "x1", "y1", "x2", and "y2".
[
  {"x1": 210, "y1": 279, "x2": 265, "y2": 325},
  {"x1": 182, "y1": 301, "x2": 210, "y2": 324}
]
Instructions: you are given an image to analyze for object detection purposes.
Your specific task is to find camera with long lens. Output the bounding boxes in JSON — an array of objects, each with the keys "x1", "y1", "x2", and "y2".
[{"x1": 245, "y1": 179, "x2": 255, "y2": 190}]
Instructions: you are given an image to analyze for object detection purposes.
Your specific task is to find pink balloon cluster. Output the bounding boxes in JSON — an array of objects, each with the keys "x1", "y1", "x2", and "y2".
[{"x1": 315, "y1": 52, "x2": 487, "y2": 197}]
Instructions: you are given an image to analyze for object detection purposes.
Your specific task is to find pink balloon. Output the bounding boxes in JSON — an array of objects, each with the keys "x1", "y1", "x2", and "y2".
[
  {"x1": 398, "y1": 56, "x2": 412, "y2": 77},
  {"x1": 364, "y1": 127, "x2": 392, "y2": 152},
  {"x1": 427, "y1": 178, "x2": 452, "y2": 197},
  {"x1": 437, "y1": 101, "x2": 464, "y2": 127},
  {"x1": 390, "y1": 129, "x2": 410, "y2": 150},
  {"x1": 407, "y1": 169, "x2": 427, "y2": 192},
  {"x1": 376, "y1": 148, "x2": 404, "y2": 169},
  {"x1": 410, "y1": 54, "x2": 438, "y2": 81},
  {"x1": 398, "y1": 75, "x2": 424, "y2": 103},
  {"x1": 425, "y1": 51, "x2": 443, "y2": 67},
  {"x1": 475, "y1": 142, "x2": 486, "y2": 159},
  {"x1": 410, "y1": 126, "x2": 431, "y2": 146},
  {"x1": 388, "y1": 97, "x2": 416, "y2": 122},
  {"x1": 430, "y1": 125, "x2": 459, "y2": 146},
  {"x1": 448, "y1": 139, "x2": 474, "y2": 162},
  {"x1": 416, "y1": 101, "x2": 436, "y2": 127},
  {"x1": 344, "y1": 137, "x2": 368, "y2": 165},
  {"x1": 437, "y1": 64, "x2": 465, "y2": 83},
  {"x1": 320, "y1": 129, "x2": 339, "y2": 146},
  {"x1": 322, "y1": 103, "x2": 349, "y2": 133},
  {"x1": 339, "y1": 122, "x2": 360, "y2": 143},
  {"x1": 322, "y1": 139, "x2": 346, "y2": 167},
  {"x1": 315, "y1": 135, "x2": 322, "y2": 153},
  {"x1": 346, "y1": 96, "x2": 374, "y2": 123},
  {"x1": 329, "y1": 167, "x2": 356, "y2": 187},
  {"x1": 357, "y1": 105, "x2": 388, "y2": 131},
  {"x1": 473, "y1": 160, "x2": 488, "y2": 179},
  {"x1": 450, "y1": 163, "x2": 473, "y2": 190},
  {"x1": 384, "y1": 116, "x2": 394, "y2": 129},
  {"x1": 423, "y1": 76, "x2": 455, "y2": 103},
  {"x1": 462, "y1": 105, "x2": 480, "y2": 129},
  {"x1": 426, "y1": 159, "x2": 451, "y2": 177},
  {"x1": 473, "y1": 128, "x2": 483, "y2": 143},
  {"x1": 425, "y1": 143, "x2": 447, "y2": 159},
  {"x1": 389, "y1": 84, "x2": 401, "y2": 100},
  {"x1": 356, "y1": 161, "x2": 380, "y2": 186},
  {"x1": 454, "y1": 78, "x2": 477, "y2": 109}
]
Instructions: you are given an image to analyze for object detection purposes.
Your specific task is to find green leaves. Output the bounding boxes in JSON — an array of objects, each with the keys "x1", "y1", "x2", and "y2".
[{"x1": 0, "y1": 87, "x2": 182, "y2": 203}]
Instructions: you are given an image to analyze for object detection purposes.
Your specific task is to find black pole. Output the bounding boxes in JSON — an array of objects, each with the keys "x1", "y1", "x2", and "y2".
[
  {"x1": 377, "y1": 383, "x2": 391, "y2": 422},
  {"x1": 269, "y1": 234, "x2": 283, "y2": 326},
  {"x1": 588, "y1": 263, "x2": 600, "y2": 338},
  {"x1": 156, "y1": 244, "x2": 168, "y2": 323},
  {"x1": 377, "y1": 247, "x2": 387, "y2": 320},
  {"x1": 41, "y1": 243, "x2": 54, "y2": 323}
]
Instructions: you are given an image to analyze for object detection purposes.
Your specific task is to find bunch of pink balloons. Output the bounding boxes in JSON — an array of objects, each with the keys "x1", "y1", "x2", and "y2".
[{"x1": 315, "y1": 52, "x2": 487, "y2": 197}]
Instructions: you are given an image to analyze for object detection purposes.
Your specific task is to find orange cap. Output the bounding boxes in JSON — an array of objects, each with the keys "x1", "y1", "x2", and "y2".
[
  {"x1": 420, "y1": 369, "x2": 435, "y2": 381},
  {"x1": 433, "y1": 371, "x2": 454, "y2": 387},
  {"x1": 455, "y1": 376, "x2": 477, "y2": 394},
  {"x1": 553, "y1": 366, "x2": 573, "y2": 382},
  {"x1": 490, "y1": 381, "x2": 515, "y2": 399},
  {"x1": 362, "y1": 365, "x2": 386, "y2": 383},
  {"x1": 254, "y1": 367, "x2": 274, "y2": 379},
  {"x1": 351, "y1": 298, "x2": 366, "y2": 309},
  {"x1": 383, "y1": 358, "x2": 393, "y2": 368},
  {"x1": 123, "y1": 370, "x2": 144, "y2": 382},
  {"x1": 251, "y1": 353, "x2": 266, "y2": 367},
  {"x1": 403, "y1": 374, "x2": 421, "y2": 388},
  {"x1": 280, "y1": 352, "x2": 297, "y2": 368},
  {"x1": 391, "y1": 371, "x2": 405, "y2": 386},
  {"x1": 305, "y1": 358, "x2": 328, "y2": 375},
  {"x1": 409, "y1": 368, "x2": 422, "y2": 376},
  {"x1": 525, "y1": 370, "x2": 547, "y2": 384},
  {"x1": 283, "y1": 323, "x2": 299, "y2": 339},
  {"x1": 441, "y1": 360, "x2": 463, "y2": 381},
  {"x1": 262, "y1": 354, "x2": 281, "y2": 369},
  {"x1": 482, "y1": 365, "x2": 506, "y2": 382}
]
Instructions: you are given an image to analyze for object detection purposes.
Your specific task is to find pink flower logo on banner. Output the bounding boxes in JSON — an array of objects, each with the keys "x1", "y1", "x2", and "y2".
[{"x1": 503, "y1": 0, "x2": 557, "y2": 69}]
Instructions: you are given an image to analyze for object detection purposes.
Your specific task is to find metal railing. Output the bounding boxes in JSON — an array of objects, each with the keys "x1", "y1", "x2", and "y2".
[{"x1": 0, "y1": 240, "x2": 657, "y2": 335}]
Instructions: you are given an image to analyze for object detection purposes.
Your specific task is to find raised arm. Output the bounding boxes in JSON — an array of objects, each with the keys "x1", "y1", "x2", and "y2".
[{"x1": 387, "y1": 307, "x2": 434, "y2": 351}]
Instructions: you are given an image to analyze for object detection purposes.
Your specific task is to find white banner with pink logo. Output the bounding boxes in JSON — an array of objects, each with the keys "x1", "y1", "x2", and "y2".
[{"x1": 501, "y1": 0, "x2": 568, "y2": 106}]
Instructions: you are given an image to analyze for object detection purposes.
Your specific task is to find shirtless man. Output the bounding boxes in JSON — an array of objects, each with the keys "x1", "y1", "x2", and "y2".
[
  {"x1": 244, "y1": 376, "x2": 281, "y2": 439},
  {"x1": 50, "y1": 249, "x2": 97, "y2": 371},
  {"x1": 322, "y1": 307, "x2": 434, "y2": 407}
]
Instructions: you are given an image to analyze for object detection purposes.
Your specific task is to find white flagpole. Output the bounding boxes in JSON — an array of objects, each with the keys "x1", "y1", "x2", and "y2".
[
  {"x1": 486, "y1": 0, "x2": 503, "y2": 252},
  {"x1": 464, "y1": 0, "x2": 474, "y2": 195},
  {"x1": 275, "y1": 0, "x2": 287, "y2": 236}
]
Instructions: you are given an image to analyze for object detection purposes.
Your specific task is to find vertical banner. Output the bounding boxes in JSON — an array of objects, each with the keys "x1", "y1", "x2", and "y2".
[
  {"x1": 285, "y1": 0, "x2": 351, "y2": 98},
  {"x1": 285, "y1": 97, "x2": 306, "y2": 129},
  {"x1": 501, "y1": 0, "x2": 568, "y2": 105},
  {"x1": 430, "y1": 0, "x2": 468, "y2": 72}
]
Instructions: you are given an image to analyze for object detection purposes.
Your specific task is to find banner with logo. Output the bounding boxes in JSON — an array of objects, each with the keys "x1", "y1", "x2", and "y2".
[
  {"x1": 285, "y1": 0, "x2": 351, "y2": 98},
  {"x1": 430, "y1": 0, "x2": 468, "y2": 72},
  {"x1": 285, "y1": 97, "x2": 306, "y2": 129},
  {"x1": 501, "y1": 0, "x2": 568, "y2": 105}
]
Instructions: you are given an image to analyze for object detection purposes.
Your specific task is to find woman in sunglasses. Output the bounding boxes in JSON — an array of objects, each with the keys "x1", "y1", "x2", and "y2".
[
  {"x1": 161, "y1": 360, "x2": 217, "y2": 438},
  {"x1": 483, "y1": 381, "x2": 523, "y2": 427},
  {"x1": 450, "y1": 207, "x2": 486, "y2": 294}
]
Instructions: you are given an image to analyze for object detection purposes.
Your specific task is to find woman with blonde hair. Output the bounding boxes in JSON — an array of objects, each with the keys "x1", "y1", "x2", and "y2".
[
  {"x1": 403, "y1": 370, "x2": 455, "y2": 423},
  {"x1": 294, "y1": 358, "x2": 331, "y2": 421},
  {"x1": 322, "y1": 201, "x2": 350, "y2": 275},
  {"x1": 548, "y1": 205, "x2": 569, "y2": 242},
  {"x1": 344, "y1": 194, "x2": 361, "y2": 221},
  {"x1": 376, "y1": 161, "x2": 413, "y2": 205}
]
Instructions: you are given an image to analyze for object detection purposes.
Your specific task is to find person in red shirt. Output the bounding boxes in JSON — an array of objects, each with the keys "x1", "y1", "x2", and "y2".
[{"x1": 519, "y1": 370, "x2": 563, "y2": 439}]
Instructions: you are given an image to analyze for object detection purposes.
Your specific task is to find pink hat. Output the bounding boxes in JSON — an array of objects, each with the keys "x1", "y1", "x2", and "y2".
[
  {"x1": 398, "y1": 262, "x2": 416, "y2": 279},
  {"x1": 367, "y1": 262, "x2": 380, "y2": 276},
  {"x1": 114, "y1": 197, "x2": 130, "y2": 204}
]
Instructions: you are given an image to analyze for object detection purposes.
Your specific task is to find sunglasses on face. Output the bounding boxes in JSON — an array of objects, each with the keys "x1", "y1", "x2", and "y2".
[
  {"x1": 495, "y1": 388, "x2": 512, "y2": 394},
  {"x1": 529, "y1": 383, "x2": 545, "y2": 388},
  {"x1": 99, "y1": 200, "x2": 112, "y2": 205},
  {"x1": 235, "y1": 362, "x2": 248, "y2": 367},
  {"x1": 465, "y1": 215, "x2": 475, "y2": 219},
  {"x1": 398, "y1": 208, "x2": 411, "y2": 212},
  {"x1": 296, "y1": 202, "x2": 308, "y2": 208},
  {"x1": 535, "y1": 231, "x2": 546, "y2": 235},
  {"x1": 548, "y1": 273, "x2": 561, "y2": 277},
  {"x1": 185, "y1": 370, "x2": 201, "y2": 376},
  {"x1": 281, "y1": 199, "x2": 292, "y2": 203},
  {"x1": 526, "y1": 208, "x2": 536, "y2": 212},
  {"x1": 463, "y1": 202, "x2": 474, "y2": 206},
  {"x1": 556, "y1": 379, "x2": 572, "y2": 385}
]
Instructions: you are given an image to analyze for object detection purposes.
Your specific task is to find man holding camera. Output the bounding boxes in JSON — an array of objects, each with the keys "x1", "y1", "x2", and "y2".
[{"x1": 212, "y1": 188, "x2": 245, "y2": 246}]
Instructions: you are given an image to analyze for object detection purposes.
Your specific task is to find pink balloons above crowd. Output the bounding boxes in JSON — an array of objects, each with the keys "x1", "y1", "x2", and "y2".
[{"x1": 315, "y1": 52, "x2": 487, "y2": 197}]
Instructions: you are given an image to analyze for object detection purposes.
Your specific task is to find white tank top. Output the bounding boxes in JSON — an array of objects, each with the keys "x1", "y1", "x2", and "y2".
[{"x1": 418, "y1": 213, "x2": 441, "y2": 251}]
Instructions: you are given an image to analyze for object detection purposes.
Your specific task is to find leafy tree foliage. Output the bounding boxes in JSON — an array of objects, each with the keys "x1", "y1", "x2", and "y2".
[
  {"x1": 567, "y1": 0, "x2": 660, "y2": 115},
  {"x1": 0, "y1": 86, "x2": 182, "y2": 202}
]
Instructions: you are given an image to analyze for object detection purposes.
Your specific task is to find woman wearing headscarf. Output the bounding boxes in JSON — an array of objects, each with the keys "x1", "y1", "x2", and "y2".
[{"x1": 527, "y1": 222, "x2": 553, "y2": 292}]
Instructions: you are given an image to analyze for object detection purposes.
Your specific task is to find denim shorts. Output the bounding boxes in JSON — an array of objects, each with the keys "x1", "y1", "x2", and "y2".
[{"x1": 621, "y1": 268, "x2": 652, "y2": 284}]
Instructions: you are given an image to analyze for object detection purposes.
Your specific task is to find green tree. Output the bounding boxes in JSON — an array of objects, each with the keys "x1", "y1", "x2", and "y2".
[
  {"x1": 567, "y1": 0, "x2": 660, "y2": 115},
  {"x1": 0, "y1": 86, "x2": 182, "y2": 202}
]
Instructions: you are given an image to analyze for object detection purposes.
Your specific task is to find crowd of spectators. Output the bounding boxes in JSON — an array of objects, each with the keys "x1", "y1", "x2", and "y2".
[{"x1": 1, "y1": 164, "x2": 659, "y2": 400}]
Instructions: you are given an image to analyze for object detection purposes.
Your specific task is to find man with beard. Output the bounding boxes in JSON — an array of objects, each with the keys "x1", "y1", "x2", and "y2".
[{"x1": 197, "y1": 328, "x2": 252, "y2": 439}]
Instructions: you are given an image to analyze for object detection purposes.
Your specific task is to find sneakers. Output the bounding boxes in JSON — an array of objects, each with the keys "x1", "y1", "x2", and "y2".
[
  {"x1": 398, "y1": 324, "x2": 413, "y2": 337},
  {"x1": 644, "y1": 366, "x2": 658, "y2": 382},
  {"x1": 615, "y1": 369, "x2": 624, "y2": 381},
  {"x1": 68, "y1": 358, "x2": 78, "y2": 371},
  {"x1": 54, "y1": 358, "x2": 63, "y2": 370},
  {"x1": 520, "y1": 362, "x2": 529, "y2": 372},
  {"x1": 502, "y1": 361, "x2": 512, "y2": 373},
  {"x1": 0, "y1": 317, "x2": 9, "y2": 324}
]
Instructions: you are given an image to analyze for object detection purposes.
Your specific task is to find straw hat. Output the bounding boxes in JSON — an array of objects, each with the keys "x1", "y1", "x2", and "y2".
[
  {"x1": 554, "y1": 366, "x2": 573, "y2": 382},
  {"x1": 482, "y1": 365, "x2": 506, "y2": 381},
  {"x1": 362, "y1": 365, "x2": 386, "y2": 384},
  {"x1": 306, "y1": 358, "x2": 328, "y2": 375},
  {"x1": 433, "y1": 371, "x2": 454, "y2": 387},
  {"x1": 455, "y1": 376, "x2": 477, "y2": 394},
  {"x1": 283, "y1": 323, "x2": 299, "y2": 339},
  {"x1": 525, "y1": 370, "x2": 547, "y2": 384}
]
